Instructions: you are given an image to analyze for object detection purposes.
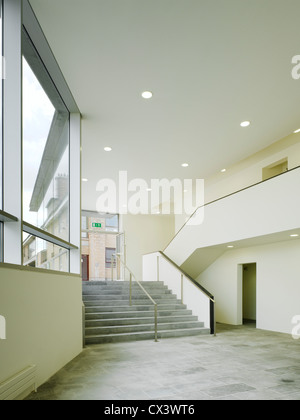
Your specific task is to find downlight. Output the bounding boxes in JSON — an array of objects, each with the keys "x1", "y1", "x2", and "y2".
[
  {"x1": 141, "y1": 91, "x2": 153, "y2": 99},
  {"x1": 240, "y1": 121, "x2": 251, "y2": 128}
]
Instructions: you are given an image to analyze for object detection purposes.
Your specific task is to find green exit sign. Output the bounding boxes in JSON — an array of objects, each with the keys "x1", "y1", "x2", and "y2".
[{"x1": 92, "y1": 223, "x2": 102, "y2": 228}]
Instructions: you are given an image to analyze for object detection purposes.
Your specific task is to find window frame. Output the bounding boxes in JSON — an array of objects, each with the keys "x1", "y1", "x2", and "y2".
[
  {"x1": 1, "y1": 0, "x2": 81, "y2": 275},
  {"x1": 105, "y1": 247, "x2": 117, "y2": 269},
  {"x1": 22, "y1": 32, "x2": 71, "y2": 251}
]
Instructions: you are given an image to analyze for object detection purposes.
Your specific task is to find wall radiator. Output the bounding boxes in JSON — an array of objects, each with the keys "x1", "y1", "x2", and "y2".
[{"x1": 0, "y1": 366, "x2": 37, "y2": 400}]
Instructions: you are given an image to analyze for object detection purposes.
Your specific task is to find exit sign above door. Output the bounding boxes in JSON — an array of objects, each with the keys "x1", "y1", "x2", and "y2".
[{"x1": 92, "y1": 223, "x2": 102, "y2": 228}]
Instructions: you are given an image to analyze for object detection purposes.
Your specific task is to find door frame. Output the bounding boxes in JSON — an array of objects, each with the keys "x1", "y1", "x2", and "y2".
[{"x1": 237, "y1": 263, "x2": 257, "y2": 325}]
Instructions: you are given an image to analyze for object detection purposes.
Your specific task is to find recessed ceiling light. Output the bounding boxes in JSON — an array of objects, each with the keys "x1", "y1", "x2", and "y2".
[
  {"x1": 240, "y1": 121, "x2": 251, "y2": 128},
  {"x1": 82, "y1": 178, "x2": 88, "y2": 182},
  {"x1": 290, "y1": 234, "x2": 299, "y2": 237},
  {"x1": 104, "y1": 147, "x2": 112, "y2": 152},
  {"x1": 221, "y1": 169, "x2": 227, "y2": 173},
  {"x1": 141, "y1": 91, "x2": 153, "y2": 99},
  {"x1": 293, "y1": 128, "x2": 300, "y2": 134},
  {"x1": 227, "y1": 245, "x2": 234, "y2": 248},
  {"x1": 181, "y1": 163, "x2": 189, "y2": 168}
]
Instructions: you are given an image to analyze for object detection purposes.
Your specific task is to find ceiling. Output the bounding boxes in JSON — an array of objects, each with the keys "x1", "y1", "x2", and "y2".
[{"x1": 29, "y1": 0, "x2": 300, "y2": 210}]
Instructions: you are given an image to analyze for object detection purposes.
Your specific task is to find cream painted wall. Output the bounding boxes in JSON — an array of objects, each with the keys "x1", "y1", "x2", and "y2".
[
  {"x1": 166, "y1": 167, "x2": 300, "y2": 267},
  {"x1": 122, "y1": 214, "x2": 175, "y2": 281},
  {"x1": 0, "y1": 266, "x2": 82, "y2": 393},
  {"x1": 197, "y1": 240, "x2": 300, "y2": 335},
  {"x1": 174, "y1": 134, "x2": 300, "y2": 234},
  {"x1": 205, "y1": 133, "x2": 300, "y2": 205}
]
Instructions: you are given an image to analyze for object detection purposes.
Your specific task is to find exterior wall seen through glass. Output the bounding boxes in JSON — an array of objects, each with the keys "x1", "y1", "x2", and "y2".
[
  {"x1": 23, "y1": 233, "x2": 69, "y2": 272},
  {"x1": 81, "y1": 214, "x2": 120, "y2": 281},
  {"x1": 22, "y1": 33, "x2": 71, "y2": 272},
  {"x1": 22, "y1": 57, "x2": 70, "y2": 241}
]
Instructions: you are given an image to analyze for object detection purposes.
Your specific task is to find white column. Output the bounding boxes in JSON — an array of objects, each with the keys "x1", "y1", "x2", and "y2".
[
  {"x1": 69, "y1": 113, "x2": 82, "y2": 274},
  {"x1": 3, "y1": 0, "x2": 22, "y2": 264}
]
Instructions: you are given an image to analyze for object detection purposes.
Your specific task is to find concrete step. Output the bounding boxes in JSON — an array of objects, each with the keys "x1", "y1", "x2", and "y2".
[
  {"x1": 82, "y1": 293, "x2": 177, "y2": 301},
  {"x1": 85, "y1": 321, "x2": 204, "y2": 336},
  {"x1": 85, "y1": 309, "x2": 193, "y2": 320},
  {"x1": 85, "y1": 315, "x2": 199, "y2": 327},
  {"x1": 82, "y1": 280, "x2": 211, "y2": 344},
  {"x1": 82, "y1": 288, "x2": 171, "y2": 296},
  {"x1": 82, "y1": 281, "x2": 166, "y2": 288},
  {"x1": 83, "y1": 298, "x2": 181, "y2": 307},
  {"x1": 84, "y1": 303, "x2": 187, "y2": 313},
  {"x1": 85, "y1": 327, "x2": 210, "y2": 344}
]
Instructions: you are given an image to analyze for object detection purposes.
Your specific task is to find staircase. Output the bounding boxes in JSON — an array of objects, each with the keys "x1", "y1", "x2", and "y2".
[{"x1": 83, "y1": 280, "x2": 210, "y2": 344}]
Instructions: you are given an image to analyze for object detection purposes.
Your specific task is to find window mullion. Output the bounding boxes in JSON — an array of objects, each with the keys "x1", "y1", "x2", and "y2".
[{"x1": 3, "y1": 0, "x2": 22, "y2": 265}]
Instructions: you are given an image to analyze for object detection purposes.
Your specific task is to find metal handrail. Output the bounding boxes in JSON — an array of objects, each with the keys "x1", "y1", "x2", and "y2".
[
  {"x1": 111, "y1": 253, "x2": 158, "y2": 342},
  {"x1": 159, "y1": 251, "x2": 215, "y2": 303}
]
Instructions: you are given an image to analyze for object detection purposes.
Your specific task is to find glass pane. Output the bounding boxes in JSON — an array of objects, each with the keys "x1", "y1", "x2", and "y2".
[
  {"x1": 22, "y1": 45, "x2": 70, "y2": 243},
  {"x1": 105, "y1": 214, "x2": 119, "y2": 232},
  {"x1": 23, "y1": 232, "x2": 69, "y2": 272},
  {"x1": 81, "y1": 211, "x2": 119, "y2": 233},
  {"x1": 81, "y1": 212, "x2": 119, "y2": 281},
  {"x1": 105, "y1": 247, "x2": 116, "y2": 268}
]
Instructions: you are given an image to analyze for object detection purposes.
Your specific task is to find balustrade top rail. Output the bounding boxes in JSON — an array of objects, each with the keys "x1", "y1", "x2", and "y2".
[{"x1": 158, "y1": 251, "x2": 215, "y2": 302}]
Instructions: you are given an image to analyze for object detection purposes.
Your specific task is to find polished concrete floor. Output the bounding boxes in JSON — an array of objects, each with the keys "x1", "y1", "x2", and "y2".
[{"x1": 26, "y1": 323, "x2": 300, "y2": 400}]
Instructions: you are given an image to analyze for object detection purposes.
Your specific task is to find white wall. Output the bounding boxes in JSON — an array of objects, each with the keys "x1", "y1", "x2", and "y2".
[
  {"x1": 197, "y1": 239, "x2": 300, "y2": 335},
  {"x1": 205, "y1": 133, "x2": 300, "y2": 205},
  {"x1": 166, "y1": 167, "x2": 300, "y2": 266},
  {"x1": 175, "y1": 134, "x2": 300, "y2": 234},
  {"x1": 0, "y1": 266, "x2": 82, "y2": 393},
  {"x1": 143, "y1": 252, "x2": 211, "y2": 329},
  {"x1": 122, "y1": 214, "x2": 175, "y2": 281}
]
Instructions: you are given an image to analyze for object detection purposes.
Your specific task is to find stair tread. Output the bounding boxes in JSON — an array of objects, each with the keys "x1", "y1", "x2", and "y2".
[
  {"x1": 86, "y1": 327, "x2": 209, "y2": 338},
  {"x1": 83, "y1": 280, "x2": 211, "y2": 343},
  {"x1": 86, "y1": 320, "x2": 202, "y2": 329},
  {"x1": 85, "y1": 321, "x2": 205, "y2": 336},
  {"x1": 86, "y1": 315, "x2": 197, "y2": 322}
]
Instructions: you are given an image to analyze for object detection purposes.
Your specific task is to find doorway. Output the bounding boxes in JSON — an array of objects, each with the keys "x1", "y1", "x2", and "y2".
[
  {"x1": 242, "y1": 263, "x2": 257, "y2": 326},
  {"x1": 82, "y1": 255, "x2": 89, "y2": 281},
  {"x1": 81, "y1": 211, "x2": 124, "y2": 281}
]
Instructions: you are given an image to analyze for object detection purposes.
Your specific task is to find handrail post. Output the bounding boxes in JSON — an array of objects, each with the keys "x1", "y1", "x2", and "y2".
[
  {"x1": 129, "y1": 273, "x2": 132, "y2": 306},
  {"x1": 111, "y1": 255, "x2": 114, "y2": 281},
  {"x1": 214, "y1": 301, "x2": 217, "y2": 337},
  {"x1": 154, "y1": 304, "x2": 158, "y2": 342},
  {"x1": 115, "y1": 252, "x2": 159, "y2": 343},
  {"x1": 82, "y1": 303, "x2": 86, "y2": 348},
  {"x1": 181, "y1": 273, "x2": 184, "y2": 304}
]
